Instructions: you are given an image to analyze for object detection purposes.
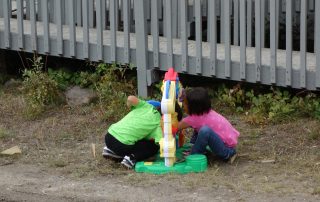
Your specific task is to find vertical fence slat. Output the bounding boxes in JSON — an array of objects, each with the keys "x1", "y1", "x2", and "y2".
[
  {"x1": 286, "y1": 0, "x2": 292, "y2": 86},
  {"x1": 38, "y1": 1, "x2": 42, "y2": 21},
  {"x1": 261, "y1": 0, "x2": 266, "y2": 48},
  {"x1": 97, "y1": 0, "x2": 103, "y2": 61},
  {"x1": 180, "y1": 0, "x2": 188, "y2": 72},
  {"x1": 255, "y1": 0, "x2": 261, "y2": 82},
  {"x1": 0, "y1": 1, "x2": 3, "y2": 17},
  {"x1": 316, "y1": 0, "x2": 320, "y2": 88},
  {"x1": 151, "y1": 0, "x2": 159, "y2": 67},
  {"x1": 300, "y1": 0, "x2": 307, "y2": 88},
  {"x1": 209, "y1": 0, "x2": 216, "y2": 76},
  {"x1": 88, "y1": 0, "x2": 94, "y2": 28},
  {"x1": 234, "y1": 0, "x2": 239, "y2": 46},
  {"x1": 276, "y1": 0, "x2": 280, "y2": 49},
  {"x1": 30, "y1": 0, "x2": 37, "y2": 51},
  {"x1": 110, "y1": 0, "x2": 117, "y2": 62},
  {"x1": 195, "y1": 0, "x2": 202, "y2": 74},
  {"x1": 172, "y1": 0, "x2": 178, "y2": 38},
  {"x1": 26, "y1": 0, "x2": 30, "y2": 20},
  {"x1": 43, "y1": 0, "x2": 50, "y2": 53},
  {"x1": 270, "y1": 0, "x2": 277, "y2": 84},
  {"x1": 247, "y1": 0, "x2": 252, "y2": 46},
  {"x1": 82, "y1": 0, "x2": 89, "y2": 59},
  {"x1": 76, "y1": 0, "x2": 82, "y2": 26},
  {"x1": 55, "y1": 0, "x2": 63, "y2": 55},
  {"x1": 166, "y1": 0, "x2": 173, "y2": 68},
  {"x1": 4, "y1": 0, "x2": 10, "y2": 48},
  {"x1": 224, "y1": 0, "x2": 231, "y2": 77},
  {"x1": 134, "y1": 0, "x2": 148, "y2": 97},
  {"x1": 220, "y1": 0, "x2": 224, "y2": 43},
  {"x1": 124, "y1": 0, "x2": 131, "y2": 63},
  {"x1": 240, "y1": 0, "x2": 246, "y2": 80},
  {"x1": 102, "y1": 0, "x2": 106, "y2": 29},
  {"x1": 68, "y1": 0, "x2": 76, "y2": 57},
  {"x1": 17, "y1": 0, "x2": 24, "y2": 49}
]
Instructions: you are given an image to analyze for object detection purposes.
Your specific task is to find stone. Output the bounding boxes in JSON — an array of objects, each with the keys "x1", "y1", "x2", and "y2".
[{"x1": 65, "y1": 86, "x2": 98, "y2": 106}]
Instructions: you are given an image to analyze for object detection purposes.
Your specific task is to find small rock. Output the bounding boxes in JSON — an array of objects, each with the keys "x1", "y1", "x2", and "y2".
[
  {"x1": 4, "y1": 78, "x2": 22, "y2": 88},
  {"x1": 1, "y1": 146, "x2": 22, "y2": 155},
  {"x1": 65, "y1": 86, "x2": 98, "y2": 106}
]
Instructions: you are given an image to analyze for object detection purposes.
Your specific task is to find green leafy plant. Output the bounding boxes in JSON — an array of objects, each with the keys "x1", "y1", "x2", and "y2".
[
  {"x1": 22, "y1": 55, "x2": 63, "y2": 118},
  {"x1": 94, "y1": 63, "x2": 136, "y2": 121},
  {"x1": 213, "y1": 84, "x2": 320, "y2": 125}
]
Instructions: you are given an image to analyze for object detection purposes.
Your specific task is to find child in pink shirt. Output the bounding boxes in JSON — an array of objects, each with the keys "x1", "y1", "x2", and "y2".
[{"x1": 178, "y1": 87, "x2": 239, "y2": 162}]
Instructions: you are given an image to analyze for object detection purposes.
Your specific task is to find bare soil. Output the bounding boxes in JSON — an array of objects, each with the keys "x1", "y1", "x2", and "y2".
[{"x1": 0, "y1": 86, "x2": 319, "y2": 202}]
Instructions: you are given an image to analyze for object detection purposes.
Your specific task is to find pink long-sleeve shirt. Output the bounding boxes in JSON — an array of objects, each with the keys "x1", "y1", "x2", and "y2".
[{"x1": 182, "y1": 110, "x2": 240, "y2": 147}]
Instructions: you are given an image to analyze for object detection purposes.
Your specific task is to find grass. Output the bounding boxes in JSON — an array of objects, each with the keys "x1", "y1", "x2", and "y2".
[{"x1": 0, "y1": 127, "x2": 11, "y2": 140}]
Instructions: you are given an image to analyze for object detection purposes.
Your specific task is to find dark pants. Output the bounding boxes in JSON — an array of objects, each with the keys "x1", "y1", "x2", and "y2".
[
  {"x1": 191, "y1": 126, "x2": 236, "y2": 160},
  {"x1": 105, "y1": 133, "x2": 159, "y2": 161}
]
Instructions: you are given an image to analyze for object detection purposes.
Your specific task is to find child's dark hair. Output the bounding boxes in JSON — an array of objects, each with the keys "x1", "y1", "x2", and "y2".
[{"x1": 186, "y1": 87, "x2": 211, "y2": 115}]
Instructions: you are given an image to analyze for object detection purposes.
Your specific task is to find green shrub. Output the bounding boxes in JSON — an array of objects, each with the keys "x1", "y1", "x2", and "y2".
[
  {"x1": 213, "y1": 84, "x2": 320, "y2": 124},
  {"x1": 22, "y1": 56, "x2": 63, "y2": 118},
  {"x1": 94, "y1": 63, "x2": 136, "y2": 121}
]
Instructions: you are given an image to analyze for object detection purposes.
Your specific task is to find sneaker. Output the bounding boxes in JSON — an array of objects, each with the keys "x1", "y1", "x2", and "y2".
[
  {"x1": 121, "y1": 155, "x2": 136, "y2": 169},
  {"x1": 102, "y1": 146, "x2": 123, "y2": 159}
]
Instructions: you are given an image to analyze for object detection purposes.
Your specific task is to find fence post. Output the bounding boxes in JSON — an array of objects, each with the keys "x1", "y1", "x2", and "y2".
[{"x1": 135, "y1": 0, "x2": 149, "y2": 97}]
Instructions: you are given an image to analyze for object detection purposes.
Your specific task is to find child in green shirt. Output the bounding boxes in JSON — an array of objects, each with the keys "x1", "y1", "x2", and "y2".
[{"x1": 103, "y1": 95, "x2": 182, "y2": 169}]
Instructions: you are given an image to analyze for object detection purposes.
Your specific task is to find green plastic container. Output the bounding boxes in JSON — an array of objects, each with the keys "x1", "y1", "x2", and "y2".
[{"x1": 185, "y1": 154, "x2": 207, "y2": 172}]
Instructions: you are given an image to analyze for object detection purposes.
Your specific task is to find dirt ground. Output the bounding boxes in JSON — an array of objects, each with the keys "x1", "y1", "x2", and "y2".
[{"x1": 0, "y1": 86, "x2": 320, "y2": 202}]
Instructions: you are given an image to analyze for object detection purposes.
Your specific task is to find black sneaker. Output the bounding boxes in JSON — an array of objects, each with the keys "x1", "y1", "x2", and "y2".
[
  {"x1": 121, "y1": 155, "x2": 136, "y2": 169},
  {"x1": 102, "y1": 146, "x2": 123, "y2": 159}
]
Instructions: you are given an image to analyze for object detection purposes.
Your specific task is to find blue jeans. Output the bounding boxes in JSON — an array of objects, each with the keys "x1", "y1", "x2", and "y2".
[{"x1": 191, "y1": 126, "x2": 236, "y2": 160}]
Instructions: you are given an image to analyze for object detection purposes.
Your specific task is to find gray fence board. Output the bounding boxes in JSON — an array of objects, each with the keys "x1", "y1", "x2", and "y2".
[
  {"x1": 165, "y1": 0, "x2": 173, "y2": 68},
  {"x1": 4, "y1": 0, "x2": 10, "y2": 48},
  {"x1": 286, "y1": 0, "x2": 292, "y2": 86},
  {"x1": 82, "y1": 0, "x2": 89, "y2": 59},
  {"x1": 195, "y1": 0, "x2": 202, "y2": 74},
  {"x1": 270, "y1": 0, "x2": 277, "y2": 84},
  {"x1": 30, "y1": 0, "x2": 37, "y2": 52},
  {"x1": 97, "y1": 0, "x2": 103, "y2": 61},
  {"x1": 261, "y1": 0, "x2": 266, "y2": 48},
  {"x1": 56, "y1": 0, "x2": 63, "y2": 55},
  {"x1": 88, "y1": 0, "x2": 94, "y2": 28},
  {"x1": 134, "y1": 0, "x2": 148, "y2": 97},
  {"x1": 300, "y1": 0, "x2": 307, "y2": 88},
  {"x1": 209, "y1": 0, "x2": 216, "y2": 76},
  {"x1": 240, "y1": 0, "x2": 246, "y2": 80},
  {"x1": 123, "y1": 0, "x2": 130, "y2": 64},
  {"x1": 255, "y1": 0, "x2": 261, "y2": 82},
  {"x1": 180, "y1": 0, "x2": 188, "y2": 72},
  {"x1": 69, "y1": 0, "x2": 75, "y2": 57},
  {"x1": 151, "y1": 0, "x2": 159, "y2": 67},
  {"x1": 224, "y1": 0, "x2": 231, "y2": 77},
  {"x1": 110, "y1": 0, "x2": 117, "y2": 62},
  {"x1": 42, "y1": 0, "x2": 50, "y2": 53},
  {"x1": 234, "y1": 0, "x2": 239, "y2": 46},
  {"x1": 220, "y1": 0, "x2": 224, "y2": 43},
  {"x1": 17, "y1": 0, "x2": 24, "y2": 49},
  {"x1": 247, "y1": 0, "x2": 252, "y2": 46}
]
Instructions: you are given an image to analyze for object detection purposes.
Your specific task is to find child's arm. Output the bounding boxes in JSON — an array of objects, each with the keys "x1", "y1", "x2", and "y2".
[
  {"x1": 178, "y1": 120, "x2": 190, "y2": 130},
  {"x1": 127, "y1": 95, "x2": 139, "y2": 108}
]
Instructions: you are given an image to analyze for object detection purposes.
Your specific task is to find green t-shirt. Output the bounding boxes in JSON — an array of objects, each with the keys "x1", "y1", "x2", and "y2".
[{"x1": 108, "y1": 99, "x2": 163, "y2": 145}]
